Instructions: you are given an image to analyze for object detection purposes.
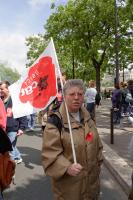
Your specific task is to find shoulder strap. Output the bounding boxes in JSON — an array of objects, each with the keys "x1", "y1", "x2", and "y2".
[{"x1": 48, "y1": 113, "x2": 62, "y2": 134}]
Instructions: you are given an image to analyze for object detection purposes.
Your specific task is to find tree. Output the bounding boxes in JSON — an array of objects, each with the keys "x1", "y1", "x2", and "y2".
[
  {"x1": 44, "y1": 0, "x2": 116, "y2": 92},
  {"x1": 26, "y1": 34, "x2": 47, "y2": 67},
  {"x1": 0, "y1": 63, "x2": 20, "y2": 83},
  {"x1": 26, "y1": 0, "x2": 133, "y2": 92}
]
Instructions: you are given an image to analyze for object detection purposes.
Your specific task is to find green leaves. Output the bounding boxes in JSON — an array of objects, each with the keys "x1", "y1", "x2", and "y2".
[
  {"x1": 26, "y1": 35, "x2": 47, "y2": 67},
  {"x1": 26, "y1": 0, "x2": 133, "y2": 91},
  {"x1": 0, "y1": 63, "x2": 20, "y2": 83}
]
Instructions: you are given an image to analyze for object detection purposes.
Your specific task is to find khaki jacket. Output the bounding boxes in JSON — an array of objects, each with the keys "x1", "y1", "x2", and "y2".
[
  {"x1": 42, "y1": 103, "x2": 103, "y2": 200},
  {"x1": 129, "y1": 186, "x2": 133, "y2": 200}
]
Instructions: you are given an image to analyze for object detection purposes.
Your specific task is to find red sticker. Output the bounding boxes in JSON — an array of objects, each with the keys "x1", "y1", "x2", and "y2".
[
  {"x1": 85, "y1": 132, "x2": 93, "y2": 141},
  {"x1": 19, "y1": 56, "x2": 57, "y2": 108}
]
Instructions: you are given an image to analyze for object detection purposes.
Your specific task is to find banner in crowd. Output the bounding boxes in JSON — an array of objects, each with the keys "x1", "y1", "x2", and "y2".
[{"x1": 9, "y1": 38, "x2": 59, "y2": 118}]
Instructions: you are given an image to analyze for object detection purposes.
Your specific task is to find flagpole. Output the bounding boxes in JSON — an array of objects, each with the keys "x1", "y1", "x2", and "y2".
[{"x1": 51, "y1": 38, "x2": 77, "y2": 164}]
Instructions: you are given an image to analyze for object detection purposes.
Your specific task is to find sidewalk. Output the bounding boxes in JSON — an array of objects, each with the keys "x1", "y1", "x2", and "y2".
[{"x1": 96, "y1": 99, "x2": 133, "y2": 196}]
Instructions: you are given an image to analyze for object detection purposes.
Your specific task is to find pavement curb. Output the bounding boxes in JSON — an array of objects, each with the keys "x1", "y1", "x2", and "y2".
[{"x1": 102, "y1": 140, "x2": 132, "y2": 196}]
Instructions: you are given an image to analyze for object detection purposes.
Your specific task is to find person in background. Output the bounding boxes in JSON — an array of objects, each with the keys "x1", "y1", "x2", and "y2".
[
  {"x1": 120, "y1": 82, "x2": 129, "y2": 116},
  {"x1": 111, "y1": 83, "x2": 122, "y2": 125},
  {"x1": 127, "y1": 81, "x2": 133, "y2": 200},
  {"x1": 127, "y1": 80, "x2": 133, "y2": 111},
  {"x1": 27, "y1": 113, "x2": 36, "y2": 131},
  {"x1": 61, "y1": 70, "x2": 67, "y2": 85},
  {"x1": 49, "y1": 70, "x2": 67, "y2": 114},
  {"x1": 0, "y1": 81, "x2": 27, "y2": 164},
  {"x1": 127, "y1": 80, "x2": 133, "y2": 97},
  {"x1": 42, "y1": 79, "x2": 103, "y2": 200},
  {"x1": 85, "y1": 80, "x2": 97, "y2": 121}
]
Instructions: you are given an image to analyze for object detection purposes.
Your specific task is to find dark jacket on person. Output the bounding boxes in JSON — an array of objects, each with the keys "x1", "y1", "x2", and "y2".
[
  {"x1": 111, "y1": 89, "x2": 122, "y2": 108},
  {"x1": 4, "y1": 96, "x2": 27, "y2": 132}
]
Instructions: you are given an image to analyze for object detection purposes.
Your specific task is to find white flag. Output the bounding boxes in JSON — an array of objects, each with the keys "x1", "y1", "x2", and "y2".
[{"x1": 9, "y1": 38, "x2": 59, "y2": 118}]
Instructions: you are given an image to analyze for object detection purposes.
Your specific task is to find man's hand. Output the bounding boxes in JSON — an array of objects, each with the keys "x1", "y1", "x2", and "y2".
[
  {"x1": 66, "y1": 163, "x2": 83, "y2": 176},
  {"x1": 17, "y1": 129, "x2": 23, "y2": 136}
]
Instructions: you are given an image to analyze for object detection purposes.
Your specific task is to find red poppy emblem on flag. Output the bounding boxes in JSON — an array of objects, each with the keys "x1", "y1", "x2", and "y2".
[
  {"x1": 19, "y1": 56, "x2": 57, "y2": 108},
  {"x1": 85, "y1": 132, "x2": 93, "y2": 142}
]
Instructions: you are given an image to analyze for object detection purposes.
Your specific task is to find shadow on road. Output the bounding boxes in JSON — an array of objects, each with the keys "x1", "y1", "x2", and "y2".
[
  {"x1": 4, "y1": 175, "x2": 53, "y2": 200},
  {"x1": 24, "y1": 128, "x2": 43, "y2": 138},
  {"x1": 19, "y1": 146, "x2": 42, "y2": 169}
]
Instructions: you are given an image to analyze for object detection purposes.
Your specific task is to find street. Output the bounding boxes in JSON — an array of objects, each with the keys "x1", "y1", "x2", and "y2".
[
  {"x1": 3, "y1": 127, "x2": 128, "y2": 200},
  {"x1": 100, "y1": 165, "x2": 127, "y2": 200}
]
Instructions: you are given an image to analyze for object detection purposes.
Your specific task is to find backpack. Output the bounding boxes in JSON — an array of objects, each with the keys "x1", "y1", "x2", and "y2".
[
  {"x1": 48, "y1": 113, "x2": 62, "y2": 134},
  {"x1": 0, "y1": 127, "x2": 16, "y2": 191},
  {"x1": 0, "y1": 128, "x2": 12, "y2": 154},
  {"x1": 125, "y1": 90, "x2": 133, "y2": 103},
  {"x1": 0, "y1": 152, "x2": 16, "y2": 191}
]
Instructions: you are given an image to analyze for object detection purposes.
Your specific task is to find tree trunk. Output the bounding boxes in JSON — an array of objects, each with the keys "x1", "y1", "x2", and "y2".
[
  {"x1": 96, "y1": 65, "x2": 101, "y2": 93},
  {"x1": 92, "y1": 58, "x2": 101, "y2": 93},
  {"x1": 72, "y1": 47, "x2": 75, "y2": 79}
]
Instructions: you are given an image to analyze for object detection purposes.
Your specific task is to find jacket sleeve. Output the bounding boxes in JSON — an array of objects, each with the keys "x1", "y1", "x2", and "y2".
[
  {"x1": 17, "y1": 116, "x2": 28, "y2": 130},
  {"x1": 42, "y1": 123, "x2": 71, "y2": 180},
  {"x1": 97, "y1": 135, "x2": 103, "y2": 165}
]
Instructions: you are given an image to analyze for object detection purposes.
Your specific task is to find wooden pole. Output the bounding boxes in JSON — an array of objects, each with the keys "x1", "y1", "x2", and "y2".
[{"x1": 51, "y1": 38, "x2": 77, "y2": 164}]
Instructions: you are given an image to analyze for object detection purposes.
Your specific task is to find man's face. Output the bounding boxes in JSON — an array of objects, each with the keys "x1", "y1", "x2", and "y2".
[
  {"x1": 64, "y1": 86, "x2": 84, "y2": 113},
  {"x1": 0, "y1": 83, "x2": 9, "y2": 98}
]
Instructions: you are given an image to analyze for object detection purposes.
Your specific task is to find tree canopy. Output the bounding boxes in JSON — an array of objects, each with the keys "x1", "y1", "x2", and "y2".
[
  {"x1": 0, "y1": 63, "x2": 20, "y2": 84},
  {"x1": 26, "y1": 0, "x2": 133, "y2": 92}
]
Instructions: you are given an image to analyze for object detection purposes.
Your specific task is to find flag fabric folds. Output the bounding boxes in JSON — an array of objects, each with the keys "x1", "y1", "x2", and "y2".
[{"x1": 9, "y1": 39, "x2": 58, "y2": 118}]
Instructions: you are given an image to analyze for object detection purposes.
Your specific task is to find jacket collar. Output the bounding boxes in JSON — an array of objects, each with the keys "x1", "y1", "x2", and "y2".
[{"x1": 59, "y1": 102, "x2": 91, "y2": 127}]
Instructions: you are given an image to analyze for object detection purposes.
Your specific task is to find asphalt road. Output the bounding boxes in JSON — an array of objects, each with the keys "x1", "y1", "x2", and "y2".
[{"x1": 3, "y1": 128, "x2": 128, "y2": 200}]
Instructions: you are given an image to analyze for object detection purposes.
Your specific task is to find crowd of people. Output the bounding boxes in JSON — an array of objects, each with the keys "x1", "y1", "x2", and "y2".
[
  {"x1": 0, "y1": 76, "x2": 133, "y2": 200},
  {"x1": 111, "y1": 80, "x2": 133, "y2": 127}
]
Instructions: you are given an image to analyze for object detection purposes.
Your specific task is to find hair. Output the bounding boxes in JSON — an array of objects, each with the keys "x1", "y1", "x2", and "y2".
[
  {"x1": 63, "y1": 79, "x2": 85, "y2": 95},
  {"x1": 127, "y1": 80, "x2": 133, "y2": 86},
  {"x1": 120, "y1": 81, "x2": 124, "y2": 87},
  {"x1": 1, "y1": 81, "x2": 10, "y2": 88},
  {"x1": 89, "y1": 80, "x2": 95, "y2": 87},
  {"x1": 60, "y1": 68, "x2": 66, "y2": 75},
  {"x1": 127, "y1": 80, "x2": 133, "y2": 96},
  {"x1": 114, "y1": 83, "x2": 120, "y2": 89}
]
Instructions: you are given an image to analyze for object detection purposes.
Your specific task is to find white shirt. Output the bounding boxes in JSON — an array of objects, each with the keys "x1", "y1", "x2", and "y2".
[{"x1": 85, "y1": 87, "x2": 97, "y2": 103}]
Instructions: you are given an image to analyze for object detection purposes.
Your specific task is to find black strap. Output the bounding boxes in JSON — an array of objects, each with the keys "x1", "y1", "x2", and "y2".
[{"x1": 48, "y1": 114, "x2": 62, "y2": 134}]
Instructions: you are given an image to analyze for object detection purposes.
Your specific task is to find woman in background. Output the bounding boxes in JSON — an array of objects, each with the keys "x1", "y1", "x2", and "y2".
[{"x1": 85, "y1": 80, "x2": 97, "y2": 121}]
